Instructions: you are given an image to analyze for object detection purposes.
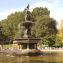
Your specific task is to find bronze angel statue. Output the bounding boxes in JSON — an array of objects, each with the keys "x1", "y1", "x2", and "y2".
[{"x1": 24, "y1": 4, "x2": 31, "y2": 21}]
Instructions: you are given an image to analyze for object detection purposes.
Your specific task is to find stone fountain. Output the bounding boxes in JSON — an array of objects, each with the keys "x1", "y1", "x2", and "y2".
[{"x1": 13, "y1": 4, "x2": 41, "y2": 56}]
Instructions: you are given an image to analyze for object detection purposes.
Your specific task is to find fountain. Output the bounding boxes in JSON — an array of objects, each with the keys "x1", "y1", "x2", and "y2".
[{"x1": 13, "y1": 4, "x2": 41, "y2": 56}]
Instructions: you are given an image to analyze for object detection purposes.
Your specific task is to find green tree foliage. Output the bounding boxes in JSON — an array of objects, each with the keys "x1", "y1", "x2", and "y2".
[
  {"x1": 58, "y1": 20, "x2": 63, "y2": 41},
  {"x1": 32, "y1": 7, "x2": 57, "y2": 46},
  {"x1": 0, "y1": 7, "x2": 57, "y2": 46},
  {"x1": 0, "y1": 22, "x2": 8, "y2": 44},
  {"x1": 32, "y1": 7, "x2": 50, "y2": 18},
  {"x1": 0, "y1": 23, "x2": 3, "y2": 44},
  {"x1": 54, "y1": 20, "x2": 63, "y2": 47},
  {"x1": 2, "y1": 12, "x2": 25, "y2": 41},
  {"x1": 54, "y1": 35, "x2": 63, "y2": 47},
  {"x1": 32, "y1": 15, "x2": 57, "y2": 37},
  {"x1": 43, "y1": 34, "x2": 56, "y2": 47}
]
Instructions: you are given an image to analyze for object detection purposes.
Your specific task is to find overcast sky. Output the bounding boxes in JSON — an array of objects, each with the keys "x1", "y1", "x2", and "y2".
[{"x1": 0, "y1": 0, "x2": 63, "y2": 27}]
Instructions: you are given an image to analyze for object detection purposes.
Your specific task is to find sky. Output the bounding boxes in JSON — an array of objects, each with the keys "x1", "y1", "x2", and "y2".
[{"x1": 0, "y1": 0, "x2": 63, "y2": 27}]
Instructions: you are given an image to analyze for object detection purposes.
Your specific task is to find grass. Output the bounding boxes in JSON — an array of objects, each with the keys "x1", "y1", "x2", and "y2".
[{"x1": 2, "y1": 44, "x2": 12, "y2": 49}]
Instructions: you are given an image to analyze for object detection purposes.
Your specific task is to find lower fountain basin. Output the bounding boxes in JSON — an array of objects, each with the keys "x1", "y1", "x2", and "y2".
[
  {"x1": 11, "y1": 49, "x2": 41, "y2": 56},
  {"x1": 12, "y1": 38, "x2": 41, "y2": 56},
  {"x1": 14, "y1": 38, "x2": 41, "y2": 43}
]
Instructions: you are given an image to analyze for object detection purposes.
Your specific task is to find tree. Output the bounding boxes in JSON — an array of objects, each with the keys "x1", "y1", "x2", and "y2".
[
  {"x1": 0, "y1": 7, "x2": 57, "y2": 46},
  {"x1": 2, "y1": 12, "x2": 25, "y2": 41},
  {"x1": 54, "y1": 34, "x2": 63, "y2": 47},
  {"x1": 32, "y1": 7, "x2": 50, "y2": 18},
  {"x1": 43, "y1": 34, "x2": 56, "y2": 47},
  {"x1": 58, "y1": 20, "x2": 63, "y2": 42},
  {"x1": 32, "y1": 15, "x2": 57, "y2": 37},
  {"x1": 54, "y1": 20, "x2": 63, "y2": 47},
  {"x1": 32, "y1": 7, "x2": 57, "y2": 46}
]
